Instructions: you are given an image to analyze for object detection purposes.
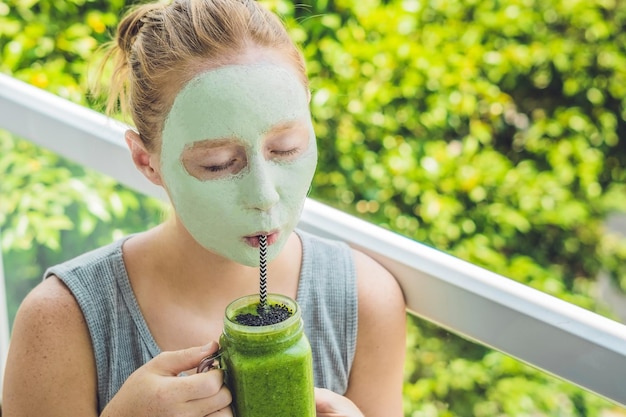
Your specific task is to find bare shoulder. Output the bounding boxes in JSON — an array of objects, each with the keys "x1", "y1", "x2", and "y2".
[
  {"x1": 3, "y1": 275, "x2": 98, "y2": 416},
  {"x1": 16, "y1": 274, "x2": 82, "y2": 316},
  {"x1": 10, "y1": 275, "x2": 88, "y2": 341},
  {"x1": 351, "y1": 248, "x2": 406, "y2": 314},
  {"x1": 347, "y1": 249, "x2": 406, "y2": 416}
]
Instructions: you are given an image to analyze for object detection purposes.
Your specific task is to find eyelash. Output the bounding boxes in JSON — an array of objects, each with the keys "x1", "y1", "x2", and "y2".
[
  {"x1": 272, "y1": 148, "x2": 300, "y2": 156},
  {"x1": 203, "y1": 159, "x2": 237, "y2": 172},
  {"x1": 201, "y1": 148, "x2": 300, "y2": 172}
]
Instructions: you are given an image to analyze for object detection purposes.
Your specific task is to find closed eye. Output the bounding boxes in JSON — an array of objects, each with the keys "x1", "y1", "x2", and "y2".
[
  {"x1": 264, "y1": 121, "x2": 310, "y2": 161},
  {"x1": 202, "y1": 158, "x2": 239, "y2": 172},
  {"x1": 271, "y1": 148, "x2": 301, "y2": 157},
  {"x1": 182, "y1": 141, "x2": 247, "y2": 180}
]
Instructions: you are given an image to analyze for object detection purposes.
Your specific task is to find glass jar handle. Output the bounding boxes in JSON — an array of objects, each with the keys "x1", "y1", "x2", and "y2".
[{"x1": 197, "y1": 350, "x2": 222, "y2": 373}]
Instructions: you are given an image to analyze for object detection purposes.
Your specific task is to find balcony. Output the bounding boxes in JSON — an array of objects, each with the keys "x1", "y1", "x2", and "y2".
[{"x1": 1, "y1": 73, "x2": 626, "y2": 413}]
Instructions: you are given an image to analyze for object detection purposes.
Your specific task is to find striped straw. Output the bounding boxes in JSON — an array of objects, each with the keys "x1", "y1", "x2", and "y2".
[{"x1": 259, "y1": 234, "x2": 268, "y2": 310}]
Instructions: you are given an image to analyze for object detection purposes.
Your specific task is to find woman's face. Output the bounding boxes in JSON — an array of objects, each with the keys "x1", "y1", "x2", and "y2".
[{"x1": 159, "y1": 63, "x2": 317, "y2": 266}]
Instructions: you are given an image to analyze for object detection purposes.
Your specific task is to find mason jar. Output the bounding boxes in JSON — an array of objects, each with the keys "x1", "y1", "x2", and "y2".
[{"x1": 217, "y1": 293, "x2": 315, "y2": 417}]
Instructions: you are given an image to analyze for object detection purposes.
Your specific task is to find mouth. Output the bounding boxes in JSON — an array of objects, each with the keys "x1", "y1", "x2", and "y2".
[{"x1": 243, "y1": 230, "x2": 280, "y2": 248}]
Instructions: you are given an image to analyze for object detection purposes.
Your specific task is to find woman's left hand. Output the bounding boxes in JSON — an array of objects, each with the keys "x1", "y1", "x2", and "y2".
[{"x1": 315, "y1": 388, "x2": 364, "y2": 417}]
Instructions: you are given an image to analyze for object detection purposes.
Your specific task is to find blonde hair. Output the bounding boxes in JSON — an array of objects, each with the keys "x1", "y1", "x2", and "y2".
[{"x1": 100, "y1": 0, "x2": 307, "y2": 150}]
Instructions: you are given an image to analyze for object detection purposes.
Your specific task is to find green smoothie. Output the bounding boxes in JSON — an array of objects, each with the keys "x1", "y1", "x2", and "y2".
[{"x1": 219, "y1": 294, "x2": 315, "y2": 417}]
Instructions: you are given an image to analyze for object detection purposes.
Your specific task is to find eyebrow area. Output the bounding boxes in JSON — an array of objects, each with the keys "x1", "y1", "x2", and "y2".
[
  {"x1": 183, "y1": 138, "x2": 237, "y2": 152},
  {"x1": 184, "y1": 120, "x2": 306, "y2": 150}
]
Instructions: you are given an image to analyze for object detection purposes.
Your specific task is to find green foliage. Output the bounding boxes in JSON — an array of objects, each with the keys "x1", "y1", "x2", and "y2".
[
  {"x1": 276, "y1": 0, "x2": 626, "y2": 414},
  {"x1": 0, "y1": 0, "x2": 124, "y2": 102},
  {"x1": 285, "y1": 0, "x2": 626, "y2": 297},
  {"x1": 1, "y1": 0, "x2": 626, "y2": 415},
  {"x1": 0, "y1": 0, "x2": 165, "y2": 320},
  {"x1": 0, "y1": 127, "x2": 165, "y2": 320}
]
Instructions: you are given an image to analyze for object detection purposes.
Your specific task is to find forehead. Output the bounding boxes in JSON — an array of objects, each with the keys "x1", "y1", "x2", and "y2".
[{"x1": 162, "y1": 64, "x2": 310, "y2": 146}]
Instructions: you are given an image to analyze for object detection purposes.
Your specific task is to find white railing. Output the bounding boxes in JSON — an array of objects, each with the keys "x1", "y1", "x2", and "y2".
[
  {"x1": 2, "y1": 73, "x2": 626, "y2": 407},
  {"x1": 0, "y1": 226, "x2": 8, "y2": 396}
]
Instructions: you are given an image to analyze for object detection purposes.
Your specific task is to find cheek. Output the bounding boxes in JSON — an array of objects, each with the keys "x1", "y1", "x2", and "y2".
[
  {"x1": 275, "y1": 155, "x2": 317, "y2": 199},
  {"x1": 177, "y1": 178, "x2": 240, "y2": 220}
]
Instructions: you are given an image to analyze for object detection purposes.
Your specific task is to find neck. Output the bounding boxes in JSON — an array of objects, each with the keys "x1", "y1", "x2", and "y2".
[
  {"x1": 134, "y1": 218, "x2": 259, "y2": 303},
  {"x1": 142, "y1": 216, "x2": 300, "y2": 303}
]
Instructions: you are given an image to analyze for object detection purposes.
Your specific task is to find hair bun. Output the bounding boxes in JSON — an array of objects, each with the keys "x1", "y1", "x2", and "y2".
[{"x1": 116, "y1": 3, "x2": 165, "y2": 56}]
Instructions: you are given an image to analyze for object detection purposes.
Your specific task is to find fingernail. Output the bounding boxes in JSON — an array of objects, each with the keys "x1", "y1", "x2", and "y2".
[{"x1": 201, "y1": 341, "x2": 215, "y2": 353}]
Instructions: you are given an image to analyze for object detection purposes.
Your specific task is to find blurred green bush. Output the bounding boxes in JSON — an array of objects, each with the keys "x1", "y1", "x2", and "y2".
[
  {"x1": 0, "y1": 0, "x2": 164, "y2": 339},
  {"x1": 1, "y1": 0, "x2": 626, "y2": 415}
]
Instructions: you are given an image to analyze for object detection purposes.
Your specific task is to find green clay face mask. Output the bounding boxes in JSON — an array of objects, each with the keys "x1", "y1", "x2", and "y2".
[{"x1": 160, "y1": 64, "x2": 317, "y2": 266}]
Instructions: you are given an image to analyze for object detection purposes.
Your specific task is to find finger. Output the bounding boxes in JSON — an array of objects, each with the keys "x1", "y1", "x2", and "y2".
[
  {"x1": 150, "y1": 341, "x2": 220, "y2": 376},
  {"x1": 185, "y1": 384, "x2": 232, "y2": 415},
  {"x1": 180, "y1": 369, "x2": 225, "y2": 400},
  {"x1": 209, "y1": 407, "x2": 234, "y2": 416},
  {"x1": 204, "y1": 406, "x2": 234, "y2": 417},
  {"x1": 314, "y1": 388, "x2": 363, "y2": 416},
  {"x1": 314, "y1": 387, "x2": 335, "y2": 413}
]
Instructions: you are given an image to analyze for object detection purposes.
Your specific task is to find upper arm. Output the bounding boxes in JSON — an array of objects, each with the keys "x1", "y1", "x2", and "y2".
[
  {"x1": 3, "y1": 276, "x2": 99, "y2": 416},
  {"x1": 345, "y1": 249, "x2": 406, "y2": 417}
]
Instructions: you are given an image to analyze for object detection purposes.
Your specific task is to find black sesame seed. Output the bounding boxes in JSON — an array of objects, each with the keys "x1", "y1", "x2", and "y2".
[{"x1": 235, "y1": 303, "x2": 293, "y2": 326}]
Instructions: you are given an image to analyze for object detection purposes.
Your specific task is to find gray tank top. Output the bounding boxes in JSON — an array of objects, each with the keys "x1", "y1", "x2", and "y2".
[{"x1": 44, "y1": 229, "x2": 357, "y2": 413}]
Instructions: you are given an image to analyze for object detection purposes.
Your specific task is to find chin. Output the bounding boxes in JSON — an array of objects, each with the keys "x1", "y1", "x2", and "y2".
[
  {"x1": 232, "y1": 254, "x2": 261, "y2": 268},
  {"x1": 231, "y1": 240, "x2": 285, "y2": 267}
]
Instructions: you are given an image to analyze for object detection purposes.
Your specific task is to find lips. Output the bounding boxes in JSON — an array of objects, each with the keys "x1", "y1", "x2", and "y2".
[{"x1": 243, "y1": 230, "x2": 280, "y2": 247}]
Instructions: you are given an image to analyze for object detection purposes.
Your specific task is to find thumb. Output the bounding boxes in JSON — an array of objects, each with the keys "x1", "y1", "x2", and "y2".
[
  {"x1": 150, "y1": 341, "x2": 219, "y2": 376},
  {"x1": 315, "y1": 388, "x2": 364, "y2": 417}
]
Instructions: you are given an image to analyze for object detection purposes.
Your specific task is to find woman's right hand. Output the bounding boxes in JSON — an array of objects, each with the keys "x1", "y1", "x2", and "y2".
[
  {"x1": 315, "y1": 388, "x2": 365, "y2": 417},
  {"x1": 101, "y1": 342, "x2": 232, "y2": 417}
]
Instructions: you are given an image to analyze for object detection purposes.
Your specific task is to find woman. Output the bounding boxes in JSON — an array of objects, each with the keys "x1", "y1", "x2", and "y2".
[{"x1": 3, "y1": 1, "x2": 406, "y2": 415}]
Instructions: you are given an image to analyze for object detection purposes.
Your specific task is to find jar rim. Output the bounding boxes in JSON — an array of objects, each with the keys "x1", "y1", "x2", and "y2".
[{"x1": 224, "y1": 293, "x2": 301, "y2": 335}]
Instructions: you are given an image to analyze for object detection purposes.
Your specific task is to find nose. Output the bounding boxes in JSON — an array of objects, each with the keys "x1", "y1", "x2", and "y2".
[{"x1": 241, "y1": 157, "x2": 280, "y2": 211}]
